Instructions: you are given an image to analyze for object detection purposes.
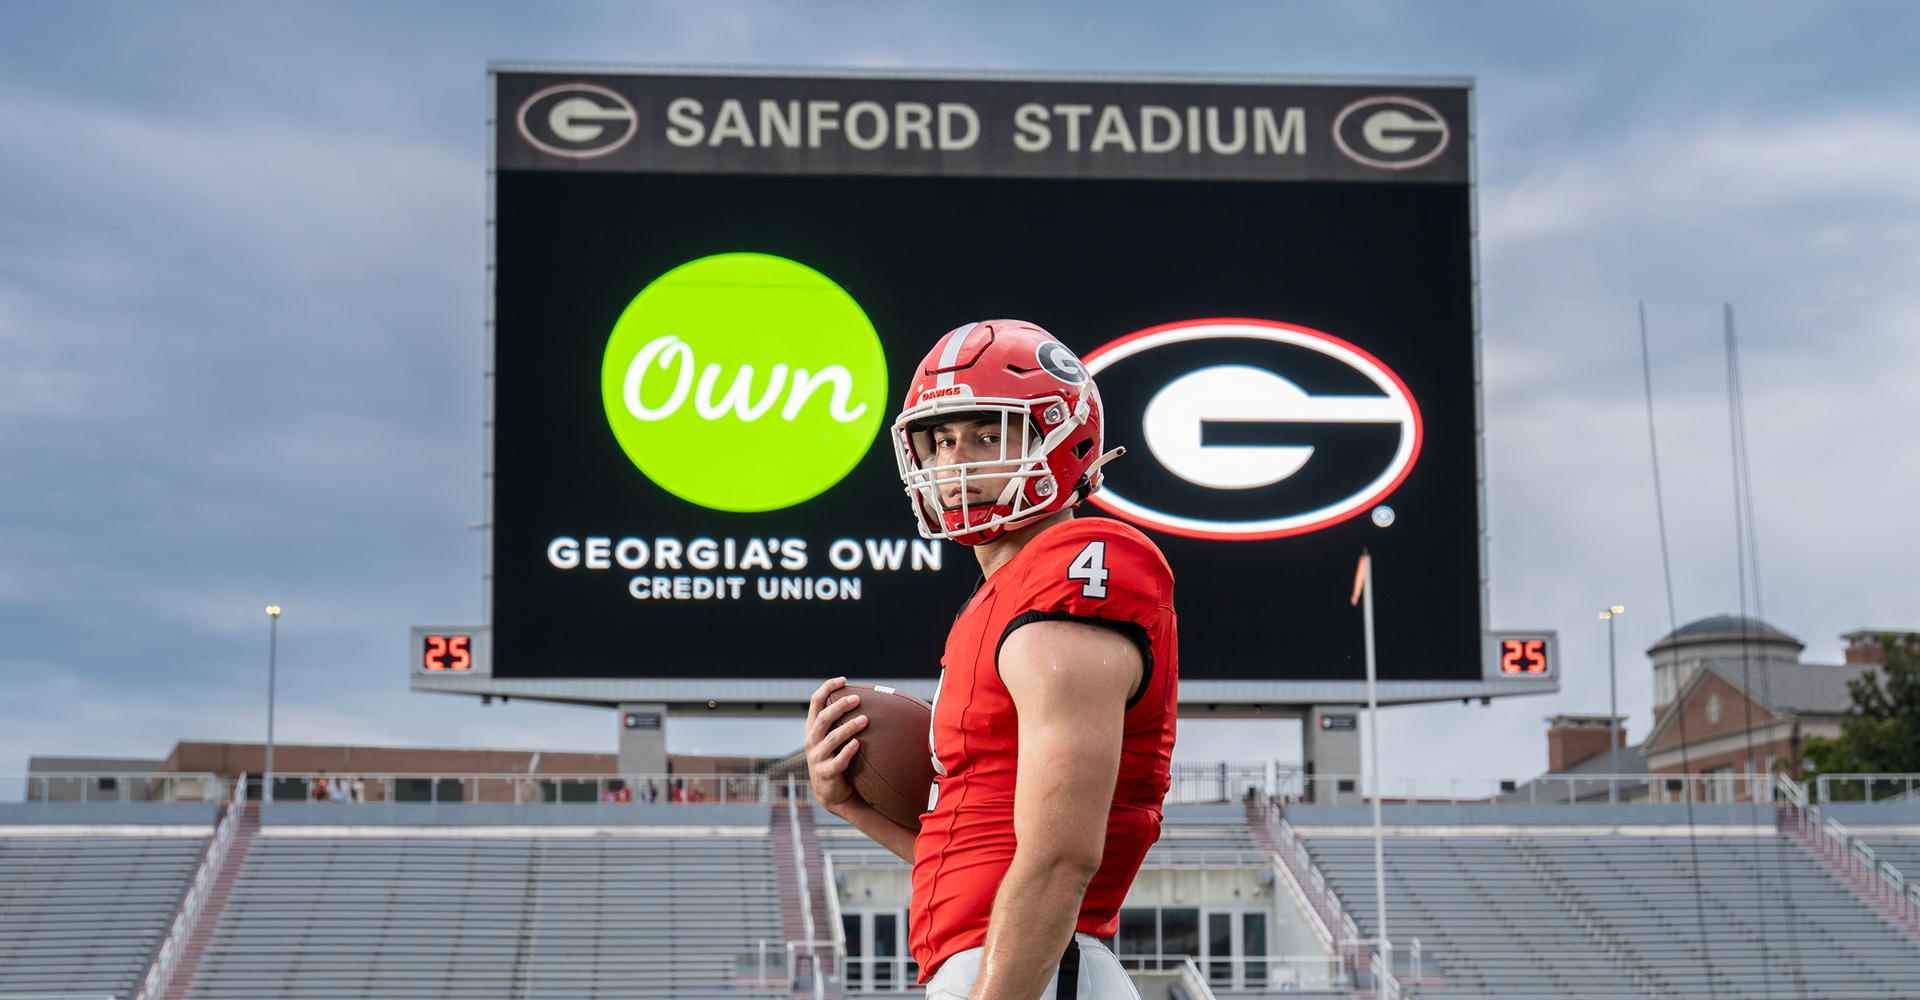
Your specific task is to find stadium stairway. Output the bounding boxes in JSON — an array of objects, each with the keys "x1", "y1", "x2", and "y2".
[
  {"x1": 771, "y1": 797, "x2": 839, "y2": 998},
  {"x1": 1780, "y1": 805, "x2": 1920, "y2": 947},
  {"x1": 160, "y1": 802, "x2": 261, "y2": 1000}
]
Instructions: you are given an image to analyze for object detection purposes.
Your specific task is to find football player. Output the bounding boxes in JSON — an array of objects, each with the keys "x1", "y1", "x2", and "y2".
[{"x1": 807, "y1": 320, "x2": 1179, "y2": 1000}]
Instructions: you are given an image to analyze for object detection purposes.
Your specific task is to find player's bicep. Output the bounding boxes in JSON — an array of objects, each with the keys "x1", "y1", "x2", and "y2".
[{"x1": 1001, "y1": 620, "x2": 1140, "y2": 871}]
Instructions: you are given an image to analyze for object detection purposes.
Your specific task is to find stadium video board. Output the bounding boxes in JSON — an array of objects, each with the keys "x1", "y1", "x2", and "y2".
[{"x1": 485, "y1": 67, "x2": 1483, "y2": 689}]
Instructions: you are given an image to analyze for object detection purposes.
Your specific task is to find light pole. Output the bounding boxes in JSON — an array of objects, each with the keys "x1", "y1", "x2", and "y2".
[
  {"x1": 265, "y1": 606, "x2": 280, "y2": 804},
  {"x1": 1600, "y1": 605, "x2": 1624, "y2": 802}
]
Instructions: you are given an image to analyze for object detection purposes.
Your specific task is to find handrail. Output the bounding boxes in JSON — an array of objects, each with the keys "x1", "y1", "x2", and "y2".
[
  {"x1": 1261, "y1": 803, "x2": 1366, "y2": 973},
  {"x1": 132, "y1": 772, "x2": 246, "y2": 1000}
]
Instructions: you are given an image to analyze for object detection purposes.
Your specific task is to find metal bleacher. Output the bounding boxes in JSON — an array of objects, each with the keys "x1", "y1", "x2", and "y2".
[
  {"x1": 187, "y1": 834, "x2": 781, "y2": 999},
  {"x1": 0, "y1": 836, "x2": 205, "y2": 996},
  {"x1": 1859, "y1": 836, "x2": 1920, "y2": 876},
  {"x1": 1306, "y1": 833, "x2": 1920, "y2": 1000}
]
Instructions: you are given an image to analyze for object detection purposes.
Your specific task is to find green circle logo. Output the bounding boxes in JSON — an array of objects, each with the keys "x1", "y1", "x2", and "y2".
[{"x1": 600, "y1": 253, "x2": 887, "y2": 512}]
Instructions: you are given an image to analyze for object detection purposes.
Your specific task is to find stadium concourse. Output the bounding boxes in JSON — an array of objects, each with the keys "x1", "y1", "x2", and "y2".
[{"x1": 4, "y1": 763, "x2": 1920, "y2": 999}]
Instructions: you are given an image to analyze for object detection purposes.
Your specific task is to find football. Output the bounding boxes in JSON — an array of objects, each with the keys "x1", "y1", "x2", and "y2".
[{"x1": 839, "y1": 683, "x2": 938, "y2": 831}]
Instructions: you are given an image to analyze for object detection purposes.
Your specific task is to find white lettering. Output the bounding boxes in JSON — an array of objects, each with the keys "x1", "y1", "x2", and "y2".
[
  {"x1": 815, "y1": 576, "x2": 836, "y2": 600},
  {"x1": 865, "y1": 538, "x2": 906, "y2": 570},
  {"x1": 840, "y1": 577, "x2": 862, "y2": 600},
  {"x1": 760, "y1": 100, "x2": 801, "y2": 147},
  {"x1": 1013, "y1": 103, "x2": 1051, "y2": 152},
  {"x1": 1090, "y1": 105, "x2": 1136, "y2": 152},
  {"x1": 938, "y1": 103, "x2": 980, "y2": 150},
  {"x1": 584, "y1": 536, "x2": 612, "y2": 569},
  {"x1": 807, "y1": 100, "x2": 840, "y2": 148},
  {"x1": 781, "y1": 577, "x2": 803, "y2": 600},
  {"x1": 653, "y1": 575, "x2": 670, "y2": 596},
  {"x1": 740, "y1": 538, "x2": 774, "y2": 571},
  {"x1": 665, "y1": 98, "x2": 705, "y2": 147},
  {"x1": 693, "y1": 576, "x2": 715, "y2": 599},
  {"x1": 780, "y1": 539, "x2": 808, "y2": 570},
  {"x1": 673, "y1": 577, "x2": 691, "y2": 599},
  {"x1": 723, "y1": 538, "x2": 736, "y2": 569},
  {"x1": 695, "y1": 362, "x2": 787, "y2": 421},
  {"x1": 911, "y1": 539, "x2": 942, "y2": 571},
  {"x1": 688, "y1": 537, "x2": 720, "y2": 570},
  {"x1": 628, "y1": 576, "x2": 650, "y2": 599},
  {"x1": 654, "y1": 537, "x2": 683, "y2": 570},
  {"x1": 1255, "y1": 107, "x2": 1306, "y2": 155},
  {"x1": 1207, "y1": 107, "x2": 1247, "y2": 154},
  {"x1": 623, "y1": 336, "x2": 695, "y2": 421},
  {"x1": 615, "y1": 537, "x2": 649, "y2": 570},
  {"x1": 1186, "y1": 107, "x2": 1201, "y2": 153},
  {"x1": 782, "y1": 366, "x2": 868, "y2": 422},
  {"x1": 845, "y1": 101, "x2": 889, "y2": 150},
  {"x1": 896, "y1": 102, "x2": 933, "y2": 149},
  {"x1": 828, "y1": 539, "x2": 863, "y2": 571},
  {"x1": 1052, "y1": 104, "x2": 1092, "y2": 151},
  {"x1": 547, "y1": 537, "x2": 580, "y2": 569},
  {"x1": 708, "y1": 99, "x2": 755, "y2": 147},
  {"x1": 757, "y1": 576, "x2": 778, "y2": 600},
  {"x1": 727, "y1": 577, "x2": 745, "y2": 598},
  {"x1": 1140, "y1": 106, "x2": 1181, "y2": 153}
]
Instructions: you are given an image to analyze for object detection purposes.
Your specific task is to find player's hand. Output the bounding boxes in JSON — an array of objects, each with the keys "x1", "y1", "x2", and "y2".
[{"x1": 805, "y1": 677, "x2": 869, "y2": 813}]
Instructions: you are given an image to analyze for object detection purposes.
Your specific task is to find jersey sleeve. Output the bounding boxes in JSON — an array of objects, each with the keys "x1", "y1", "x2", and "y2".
[{"x1": 1005, "y1": 520, "x2": 1173, "y2": 633}]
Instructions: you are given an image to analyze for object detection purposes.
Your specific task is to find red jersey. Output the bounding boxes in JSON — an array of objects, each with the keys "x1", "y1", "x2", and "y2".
[{"x1": 909, "y1": 517, "x2": 1178, "y2": 978}]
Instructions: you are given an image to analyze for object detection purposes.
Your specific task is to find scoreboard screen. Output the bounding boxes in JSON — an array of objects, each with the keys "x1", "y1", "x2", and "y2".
[{"x1": 483, "y1": 67, "x2": 1485, "y2": 689}]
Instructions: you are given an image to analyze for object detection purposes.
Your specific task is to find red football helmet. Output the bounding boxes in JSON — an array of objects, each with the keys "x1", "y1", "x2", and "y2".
[{"x1": 892, "y1": 320, "x2": 1121, "y2": 545}]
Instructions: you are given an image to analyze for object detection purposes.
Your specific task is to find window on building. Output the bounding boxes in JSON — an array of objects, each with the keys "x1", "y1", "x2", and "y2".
[
  {"x1": 841, "y1": 908, "x2": 915, "y2": 992},
  {"x1": 1113, "y1": 906, "x2": 1273, "y2": 990}
]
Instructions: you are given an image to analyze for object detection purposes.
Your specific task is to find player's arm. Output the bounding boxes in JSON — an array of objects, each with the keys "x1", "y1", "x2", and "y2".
[
  {"x1": 805, "y1": 677, "x2": 918, "y2": 862},
  {"x1": 969, "y1": 620, "x2": 1142, "y2": 1000}
]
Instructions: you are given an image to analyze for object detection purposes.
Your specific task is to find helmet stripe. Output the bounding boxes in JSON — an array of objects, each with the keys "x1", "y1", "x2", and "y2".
[{"x1": 934, "y1": 322, "x2": 977, "y2": 389}]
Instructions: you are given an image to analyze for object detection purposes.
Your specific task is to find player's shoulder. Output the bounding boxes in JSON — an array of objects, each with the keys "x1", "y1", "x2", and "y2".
[{"x1": 1020, "y1": 516, "x2": 1174, "y2": 590}]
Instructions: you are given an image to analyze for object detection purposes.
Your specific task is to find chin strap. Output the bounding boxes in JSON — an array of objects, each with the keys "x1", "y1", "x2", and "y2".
[{"x1": 1067, "y1": 447, "x2": 1127, "y2": 507}]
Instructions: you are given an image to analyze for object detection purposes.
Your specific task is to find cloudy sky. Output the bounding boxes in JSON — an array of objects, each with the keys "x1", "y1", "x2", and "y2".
[{"x1": 3, "y1": 1, "x2": 1916, "y2": 783}]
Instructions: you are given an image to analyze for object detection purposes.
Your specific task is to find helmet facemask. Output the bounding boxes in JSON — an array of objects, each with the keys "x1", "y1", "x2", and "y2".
[{"x1": 893, "y1": 397, "x2": 1084, "y2": 545}]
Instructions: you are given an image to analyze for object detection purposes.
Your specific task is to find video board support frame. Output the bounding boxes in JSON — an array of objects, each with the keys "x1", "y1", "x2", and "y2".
[{"x1": 417, "y1": 62, "x2": 1559, "y2": 712}]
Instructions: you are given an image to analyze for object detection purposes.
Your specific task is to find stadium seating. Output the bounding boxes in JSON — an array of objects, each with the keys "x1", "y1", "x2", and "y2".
[
  {"x1": 1305, "y1": 832, "x2": 1920, "y2": 1000},
  {"x1": 1859, "y1": 836, "x2": 1920, "y2": 876},
  {"x1": 186, "y1": 834, "x2": 782, "y2": 999},
  {"x1": 0, "y1": 835, "x2": 205, "y2": 996}
]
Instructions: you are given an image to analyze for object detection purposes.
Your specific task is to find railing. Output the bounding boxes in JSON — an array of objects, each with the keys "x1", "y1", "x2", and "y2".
[
  {"x1": 1812, "y1": 773, "x2": 1920, "y2": 804},
  {"x1": 9, "y1": 771, "x2": 230, "y2": 803},
  {"x1": 131, "y1": 772, "x2": 246, "y2": 1000},
  {"x1": 247, "y1": 771, "x2": 768, "y2": 804},
  {"x1": 1779, "y1": 773, "x2": 1920, "y2": 920},
  {"x1": 838, "y1": 954, "x2": 922, "y2": 993},
  {"x1": 1290, "y1": 773, "x2": 1794, "y2": 806},
  {"x1": 1166, "y1": 762, "x2": 1302, "y2": 804}
]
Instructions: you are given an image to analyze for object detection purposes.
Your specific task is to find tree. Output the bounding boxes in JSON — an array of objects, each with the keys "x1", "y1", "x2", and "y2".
[{"x1": 1803, "y1": 633, "x2": 1920, "y2": 780}]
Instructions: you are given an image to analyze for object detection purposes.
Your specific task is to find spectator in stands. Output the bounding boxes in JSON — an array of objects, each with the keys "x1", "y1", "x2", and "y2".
[
  {"x1": 670, "y1": 778, "x2": 684, "y2": 802},
  {"x1": 602, "y1": 779, "x2": 631, "y2": 803},
  {"x1": 350, "y1": 776, "x2": 366, "y2": 803},
  {"x1": 313, "y1": 771, "x2": 331, "y2": 802},
  {"x1": 330, "y1": 776, "x2": 351, "y2": 804},
  {"x1": 643, "y1": 780, "x2": 659, "y2": 803}
]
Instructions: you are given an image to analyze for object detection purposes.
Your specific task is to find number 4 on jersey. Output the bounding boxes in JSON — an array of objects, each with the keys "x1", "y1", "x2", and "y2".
[{"x1": 1067, "y1": 541, "x2": 1110, "y2": 598}]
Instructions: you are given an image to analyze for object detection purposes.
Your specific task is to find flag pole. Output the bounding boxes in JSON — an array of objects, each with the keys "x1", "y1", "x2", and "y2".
[{"x1": 1353, "y1": 550, "x2": 1388, "y2": 980}]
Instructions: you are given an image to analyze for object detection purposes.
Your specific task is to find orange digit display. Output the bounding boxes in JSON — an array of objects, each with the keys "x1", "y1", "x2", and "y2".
[
  {"x1": 423, "y1": 635, "x2": 472, "y2": 671},
  {"x1": 1524, "y1": 639, "x2": 1546, "y2": 673},
  {"x1": 1501, "y1": 639, "x2": 1523, "y2": 673}
]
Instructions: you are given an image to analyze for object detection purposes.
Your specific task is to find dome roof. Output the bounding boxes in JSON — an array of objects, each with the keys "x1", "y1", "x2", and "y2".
[{"x1": 1652, "y1": 614, "x2": 1799, "y2": 647}]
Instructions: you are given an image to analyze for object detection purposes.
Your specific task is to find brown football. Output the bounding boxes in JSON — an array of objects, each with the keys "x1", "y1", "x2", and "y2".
[{"x1": 840, "y1": 683, "x2": 937, "y2": 831}]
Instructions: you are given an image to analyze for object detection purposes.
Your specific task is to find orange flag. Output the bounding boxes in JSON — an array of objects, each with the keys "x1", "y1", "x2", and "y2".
[{"x1": 1350, "y1": 552, "x2": 1369, "y2": 607}]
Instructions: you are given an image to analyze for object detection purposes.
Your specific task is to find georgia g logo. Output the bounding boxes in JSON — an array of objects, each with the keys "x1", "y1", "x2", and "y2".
[
  {"x1": 1083, "y1": 318, "x2": 1421, "y2": 540},
  {"x1": 517, "y1": 82, "x2": 638, "y2": 159}
]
